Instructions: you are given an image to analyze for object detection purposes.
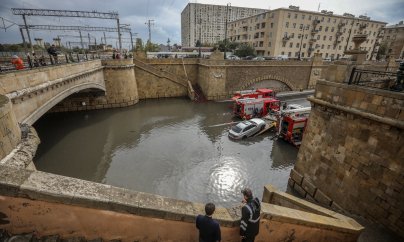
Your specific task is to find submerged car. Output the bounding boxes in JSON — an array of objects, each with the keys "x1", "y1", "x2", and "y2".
[{"x1": 228, "y1": 118, "x2": 266, "y2": 139}]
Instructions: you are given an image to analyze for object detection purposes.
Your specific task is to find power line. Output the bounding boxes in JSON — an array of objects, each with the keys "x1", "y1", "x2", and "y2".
[{"x1": 0, "y1": 17, "x2": 18, "y2": 31}]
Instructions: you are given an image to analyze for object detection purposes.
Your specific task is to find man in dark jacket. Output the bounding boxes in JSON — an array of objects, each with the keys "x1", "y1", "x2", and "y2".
[
  {"x1": 240, "y1": 188, "x2": 261, "y2": 242},
  {"x1": 196, "y1": 203, "x2": 221, "y2": 242}
]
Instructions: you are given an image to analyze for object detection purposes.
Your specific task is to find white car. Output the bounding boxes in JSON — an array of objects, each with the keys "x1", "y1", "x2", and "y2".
[
  {"x1": 228, "y1": 118, "x2": 266, "y2": 140},
  {"x1": 226, "y1": 55, "x2": 240, "y2": 60}
]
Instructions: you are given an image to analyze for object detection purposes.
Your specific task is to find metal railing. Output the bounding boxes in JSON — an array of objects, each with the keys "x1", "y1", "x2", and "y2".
[
  {"x1": 0, "y1": 52, "x2": 102, "y2": 73},
  {"x1": 347, "y1": 67, "x2": 401, "y2": 91}
]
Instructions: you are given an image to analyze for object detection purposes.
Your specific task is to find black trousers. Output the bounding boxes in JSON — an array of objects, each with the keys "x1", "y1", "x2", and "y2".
[{"x1": 242, "y1": 235, "x2": 256, "y2": 242}]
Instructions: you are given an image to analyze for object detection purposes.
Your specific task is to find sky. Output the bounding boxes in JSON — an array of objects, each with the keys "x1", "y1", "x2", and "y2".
[{"x1": 0, "y1": 0, "x2": 402, "y2": 48}]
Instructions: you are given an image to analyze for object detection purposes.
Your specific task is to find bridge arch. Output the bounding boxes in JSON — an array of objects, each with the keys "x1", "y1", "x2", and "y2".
[
  {"x1": 234, "y1": 74, "x2": 296, "y2": 92},
  {"x1": 23, "y1": 83, "x2": 106, "y2": 125}
]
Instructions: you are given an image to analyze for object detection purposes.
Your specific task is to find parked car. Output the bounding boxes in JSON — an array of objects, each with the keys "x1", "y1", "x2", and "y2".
[
  {"x1": 276, "y1": 55, "x2": 289, "y2": 60},
  {"x1": 242, "y1": 55, "x2": 255, "y2": 60},
  {"x1": 226, "y1": 55, "x2": 240, "y2": 60},
  {"x1": 228, "y1": 118, "x2": 266, "y2": 140},
  {"x1": 252, "y1": 56, "x2": 265, "y2": 61}
]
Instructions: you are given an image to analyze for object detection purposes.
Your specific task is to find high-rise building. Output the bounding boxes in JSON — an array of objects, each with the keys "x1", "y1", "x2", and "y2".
[
  {"x1": 227, "y1": 6, "x2": 387, "y2": 60},
  {"x1": 181, "y1": 3, "x2": 266, "y2": 47},
  {"x1": 379, "y1": 21, "x2": 404, "y2": 59}
]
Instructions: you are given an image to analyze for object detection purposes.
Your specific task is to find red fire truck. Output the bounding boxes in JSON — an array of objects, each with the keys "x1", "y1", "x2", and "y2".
[
  {"x1": 234, "y1": 98, "x2": 281, "y2": 120},
  {"x1": 278, "y1": 107, "x2": 311, "y2": 147},
  {"x1": 232, "y1": 88, "x2": 276, "y2": 100}
]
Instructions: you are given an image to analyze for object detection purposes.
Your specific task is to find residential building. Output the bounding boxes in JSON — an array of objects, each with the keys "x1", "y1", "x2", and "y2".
[
  {"x1": 379, "y1": 21, "x2": 404, "y2": 59},
  {"x1": 181, "y1": 3, "x2": 266, "y2": 47},
  {"x1": 228, "y1": 6, "x2": 387, "y2": 60}
]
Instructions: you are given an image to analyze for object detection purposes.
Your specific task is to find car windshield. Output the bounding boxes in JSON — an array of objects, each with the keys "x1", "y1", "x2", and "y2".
[{"x1": 231, "y1": 125, "x2": 242, "y2": 133}]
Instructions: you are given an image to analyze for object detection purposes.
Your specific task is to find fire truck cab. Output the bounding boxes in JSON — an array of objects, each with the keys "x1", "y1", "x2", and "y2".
[
  {"x1": 234, "y1": 98, "x2": 280, "y2": 120},
  {"x1": 279, "y1": 107, "x2": 311, "y2": 146}
]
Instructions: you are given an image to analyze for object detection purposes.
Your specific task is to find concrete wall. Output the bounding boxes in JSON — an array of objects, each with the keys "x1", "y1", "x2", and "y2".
[
  {"x1": 0, "y1": 164, "x2": 363, "y2": 242},
  {"x1": 0, "y1": 95, "x2": 21, "y2": 160},
  {"x1": 290, "y1": 80, "x2": 404, "y2": 237}
]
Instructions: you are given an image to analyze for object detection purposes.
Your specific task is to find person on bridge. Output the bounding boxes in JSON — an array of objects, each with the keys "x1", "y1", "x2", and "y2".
[
  {"x1": 240, "y1": 188, "x2": 261, "y2": 242},
  {"x1": 11, "y1": 55, "x2": 24, "y2": 70},
  {"x1": 196, "y1": 202, "x2": 221, "y2": 242}
]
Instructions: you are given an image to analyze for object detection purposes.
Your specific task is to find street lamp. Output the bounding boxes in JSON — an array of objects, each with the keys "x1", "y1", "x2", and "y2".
[{"x1": 224, "y1": 3, "x2": 231, "y2": 59}]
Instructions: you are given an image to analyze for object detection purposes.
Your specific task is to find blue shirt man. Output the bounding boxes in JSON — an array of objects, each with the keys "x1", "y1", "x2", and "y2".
[{"x1": 196, "y1": 202, "x2": 221, "y2": 242}]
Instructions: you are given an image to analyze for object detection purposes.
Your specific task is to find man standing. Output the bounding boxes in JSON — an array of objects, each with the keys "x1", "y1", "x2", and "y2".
[
  {"x1": 196, "y1": 203, "x2": 221, "y2": 242},
  {"x1": 240, "y1": 188, "x2": 261, "y2": 242}
]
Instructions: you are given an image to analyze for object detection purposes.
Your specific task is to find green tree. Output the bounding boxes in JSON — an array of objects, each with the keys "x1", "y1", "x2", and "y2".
[
  {"x1": 135, "y1": 38, "x2": 144, "y2": 51},
  {"x1": 215, "y1": 40, "x2": 239, "y2": 52},
  {"x1": 234, "y1": 43, "x2": 256, "y2": 57},
  {"x1": 376, "y1": 42, "x2": 388, "y2": 60},
  {"x1": 144, "y1": 40, "x2": 160, "y2": 52}
]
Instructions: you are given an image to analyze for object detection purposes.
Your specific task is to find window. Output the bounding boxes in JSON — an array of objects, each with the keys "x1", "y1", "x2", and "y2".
[
  {"x1": 296, "y1": 43, "x2": 300, "y2": 48},
  {"x1": 287, "y1": 13, "x2": 291, "y2": 18},
  {"x1": 319, "y1": 26, "x2": 323, "y2": 31},
  {"x1": 288, "y1": 52, "x2": 292, "y2": 57},
  {"x1": 284, "y1": 32, "x2": 288, "y2": 37},
  {"x1": 293, "y1": 23, "x2": 296, "y2": 28},
  {"x1": 271, "y1": 23, "x2": 274, "y2": 28},
  {"x1": 321, "y1": 17, "x2": 324, "y2": 22},
  {"x1": 299, "y1": 24, "x2": 304, "y2": 30},
  {"x1": 286, "y1": 22, "x2": 289, "y2": 28},
  {"x1": 294, "y1": 13, "x2": 298, "y2": 19},
  {"x1": 290, "y1": 33, "x2": 295, "y2": 38},
  {"x1": 302, "y1": 14, "x2": 305, "y2": 19},
  {"x1": 268, "y1": 42, "x2": 271, "y2": 47},
  {"x1": 321, "y1": 44, "x2": 324, "y2": 49},
  {"x1": 289, "y1": 42, "x2": 293, "y2": 48},
  {"x1": 303, "y1": 43, "x2": 306, "y2": 48},
  {"x1": 331, "y1": 27, "x2": 334, "y2": 32},
  {"x1": 325, "y1": 27, "x2": 329, "y2": 32},
  {"x1": 301, "y1": 52, "x2": 305, "y2": 57},
  {"x1": 317, "y1": 35, "x2": 320, "y2": 40},
  {"x1": 327, "y1": 18, "x2": 330, "y2": 23},
  {"x1": 261, "y1": 23, "x2": 265, "y2": 28},
  {"x1": 329, "y1": 36, "x2": 332, "y2": 41},
  {"x1": 281, "y1": 51, "x2": 285, "y2": 55},
  {"x1": 282, "y1": 42, "x2": 286, "y2": 47},
  {"x1": 327, "y1": 45, "x2": 331, "y2": 49},
  {"x1": 323, "y1": 35, "x2": 326, "y2": 40},
  {"x1": 259, "y1": 41, "x2": 264, "y2": 47}
]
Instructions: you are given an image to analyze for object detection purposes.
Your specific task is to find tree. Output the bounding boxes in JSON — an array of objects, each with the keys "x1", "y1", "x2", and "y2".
[
  {"x1": 135, "y1": 38, "x2": 144, "y2": 51},
  {"x1": 144, "y1": 40, "x2": 160, "y2": 52},
  {"x1": 215, "y1": 40, "x2": 239, "y2": 52},
  {"x1": 376, "y1": 42, "x2": 388, "y2": 60},
  {"x1": 234, "y1": 43, "x2": 256, "y2": 57}
]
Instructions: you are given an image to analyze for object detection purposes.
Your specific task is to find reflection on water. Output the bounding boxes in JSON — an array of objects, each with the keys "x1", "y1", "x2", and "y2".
[{"x1": 34, "y1": 98, "x2": 300, "y2": 207}]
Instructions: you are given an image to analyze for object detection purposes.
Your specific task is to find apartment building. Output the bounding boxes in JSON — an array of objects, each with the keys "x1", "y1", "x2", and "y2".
[
  {"x1": 380, "y1": 21, "x2": 404, "y2": 59},
  {"x1": 228, "y1": 6, "x2": 387, "y2": 60},
  {"x1": 181, "y1": 3, "x2": 266, "y2": 47}
]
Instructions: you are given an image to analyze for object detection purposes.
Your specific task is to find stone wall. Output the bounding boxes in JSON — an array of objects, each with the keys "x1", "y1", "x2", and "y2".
[
  {"x1": 134, "y1": 60, "x2": 188, "y2": 99},
  {"x1": 290, "y1": 80, "x2": 404, "y2": 237},
  {"x1": 103, "y1": 59, "x2": 139, "y2": 107},
  {"x1": 0, "y1": 95, "x2": 21, "y2": 160},
  {"x1": 0, "y1": 164, "x2": 363, "y2": 242}
]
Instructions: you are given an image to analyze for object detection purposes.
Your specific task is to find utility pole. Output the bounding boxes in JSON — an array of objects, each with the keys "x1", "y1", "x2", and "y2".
[
  {"x1": 79, "y1": 30, "x2": 84, "y2": 50},
  {"x1": 22, "y1": 14, "x2": 33, "y2": 52},
  {"x1": 19, "y1": 27, "x2": 28, "y2": 53},
  {"x1": 224, "y1": 3, "x2": 231, "y2": 59},
  {"x1": 145, "y1": 19, "x2": 154, "y2": 44}
]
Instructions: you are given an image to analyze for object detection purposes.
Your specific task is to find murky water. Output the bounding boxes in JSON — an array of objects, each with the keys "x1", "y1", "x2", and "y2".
[{"x1": 34, "y1": 98, "x2": 307, "y2": 207}]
